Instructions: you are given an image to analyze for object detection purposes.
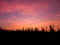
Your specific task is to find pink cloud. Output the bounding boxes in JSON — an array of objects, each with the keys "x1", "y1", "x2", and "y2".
[{"x1": 0, "y1": 0, "x2": 60, "y2": 30}]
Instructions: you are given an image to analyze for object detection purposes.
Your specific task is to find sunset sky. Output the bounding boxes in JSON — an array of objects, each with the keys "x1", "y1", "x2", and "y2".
[{"x1": 0, "y1": 0, "x2": 60, "y2": 30}]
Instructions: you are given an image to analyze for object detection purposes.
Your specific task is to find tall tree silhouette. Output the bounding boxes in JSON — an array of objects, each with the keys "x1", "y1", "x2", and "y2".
[{"x1": 49, "y1": 25, "x2": 55, "y2": 32}]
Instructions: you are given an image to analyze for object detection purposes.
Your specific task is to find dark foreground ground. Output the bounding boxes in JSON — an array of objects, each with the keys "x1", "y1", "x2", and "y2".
[
  {"x1": 0, "y1": 29, "x2": 60, "y2": 44},
  {"x1": 0, "y1": 29, "x2": 60, "y2": 39}
]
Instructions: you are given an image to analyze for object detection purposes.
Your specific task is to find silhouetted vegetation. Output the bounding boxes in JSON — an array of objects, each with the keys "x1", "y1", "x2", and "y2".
[
  {"x1": 0, "y1": 25, "x2": 60, "y2": 33},
  {"x1": 0, "y1": 25, "x2": 60, "y2": 40}
]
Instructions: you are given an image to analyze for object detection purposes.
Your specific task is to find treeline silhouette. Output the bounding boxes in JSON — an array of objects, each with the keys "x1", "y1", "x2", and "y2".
[
  {"x1": 0, "y1": 25, "x2": 60, "y2": 40},
  {"x1": 0, "y1": 25, "x2": 60, "y2": 41},
  {"x1": 0, "y1": 25, "x2": 60, "y2": 33}
]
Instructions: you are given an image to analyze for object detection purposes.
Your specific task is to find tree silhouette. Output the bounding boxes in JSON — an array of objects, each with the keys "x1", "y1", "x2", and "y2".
[{"x1": 49, "y1": 25, "x2": 55, "y2": 32}]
